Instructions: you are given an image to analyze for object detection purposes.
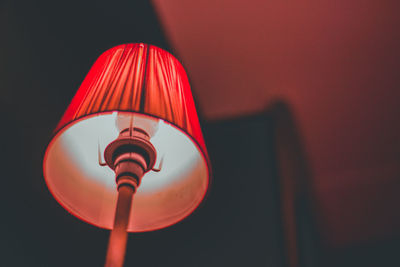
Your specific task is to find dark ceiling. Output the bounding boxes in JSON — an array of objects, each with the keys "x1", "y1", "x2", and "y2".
[{"x1": 153, "y1": 0, "x2": 400, "y2": 250}]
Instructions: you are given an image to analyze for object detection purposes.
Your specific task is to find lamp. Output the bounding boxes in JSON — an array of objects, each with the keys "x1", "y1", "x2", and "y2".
[{"x1": 43, "y1": 43, "x2": 210, "y2": 267}]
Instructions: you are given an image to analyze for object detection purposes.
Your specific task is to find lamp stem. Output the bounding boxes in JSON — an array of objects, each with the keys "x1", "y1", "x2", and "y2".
[
  {"x1": 105, "y1": 184, "x2": 135, "y2": 267},
  {"x1": 103, "y1": 127, "x2": 156, "y2": 267}
]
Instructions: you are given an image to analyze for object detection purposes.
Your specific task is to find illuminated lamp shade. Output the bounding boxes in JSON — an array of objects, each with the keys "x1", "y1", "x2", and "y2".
[{"x1": 43, "y1": 44, "x2": 210, "y2": 266}]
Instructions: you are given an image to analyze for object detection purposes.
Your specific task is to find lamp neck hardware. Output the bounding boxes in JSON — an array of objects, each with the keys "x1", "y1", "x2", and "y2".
[{"x1": 104, "y1": 128, "x2": 157, "y2": 190}]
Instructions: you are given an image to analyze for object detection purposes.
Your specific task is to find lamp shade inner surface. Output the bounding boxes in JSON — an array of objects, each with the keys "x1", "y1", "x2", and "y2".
[{"x1": 44, "y1": 112, "x2": 208, "y2": 232}]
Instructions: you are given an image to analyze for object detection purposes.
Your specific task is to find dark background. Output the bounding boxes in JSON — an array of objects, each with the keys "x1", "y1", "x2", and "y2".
[{"x1": 1, "y1": 1, "x2": 399, "y2": 266}]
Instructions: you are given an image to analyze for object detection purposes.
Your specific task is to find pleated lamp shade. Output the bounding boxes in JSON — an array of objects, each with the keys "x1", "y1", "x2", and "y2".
[{"x1": 43, "y1": 43, "x2": 210, "y2": 232}]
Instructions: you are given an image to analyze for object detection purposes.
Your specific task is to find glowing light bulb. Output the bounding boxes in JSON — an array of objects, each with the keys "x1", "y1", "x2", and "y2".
[{"x1": 115, "y1": 112, "x2": 160, "y2": 138}]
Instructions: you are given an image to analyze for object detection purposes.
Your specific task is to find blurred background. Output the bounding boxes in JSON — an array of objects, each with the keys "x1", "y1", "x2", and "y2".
[{"x1": 1, "y1": 0, "x2": 399, "y2": 266}]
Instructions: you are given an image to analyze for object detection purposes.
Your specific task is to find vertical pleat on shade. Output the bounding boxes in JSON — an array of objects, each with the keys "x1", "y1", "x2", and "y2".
[
  {"x1": 57, "y1": 43, "x2": 207, "y2": 155},
  {"x1": 44, "y1": 43, "x2": 210, "y2": 232}
]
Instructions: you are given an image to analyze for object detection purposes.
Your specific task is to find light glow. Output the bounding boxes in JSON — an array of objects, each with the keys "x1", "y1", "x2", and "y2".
[{"x1": 44, "y1": 112, "x2": 208, "y2": 232}]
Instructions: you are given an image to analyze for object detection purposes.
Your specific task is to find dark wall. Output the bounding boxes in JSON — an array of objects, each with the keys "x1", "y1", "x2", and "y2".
[{"x1": 0, "y1": 1, "x2": 167, "y2": 265}]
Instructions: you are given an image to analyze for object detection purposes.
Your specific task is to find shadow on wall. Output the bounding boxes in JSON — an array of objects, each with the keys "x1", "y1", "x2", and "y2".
[
  {"x1": 267, "y1": 100, "x2": 321, "y2": 267},
  {"x1": 267, "y1": 100, "x2": 400, "y2": 267}
]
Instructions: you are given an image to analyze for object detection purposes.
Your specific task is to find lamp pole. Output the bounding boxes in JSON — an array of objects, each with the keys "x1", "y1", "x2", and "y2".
[
  {"x1": 105, "y1": 185, "x2": 135, "y2": 267},
  {"x1": 103, "y1": 128, "x2": 157, "y2": 267}
]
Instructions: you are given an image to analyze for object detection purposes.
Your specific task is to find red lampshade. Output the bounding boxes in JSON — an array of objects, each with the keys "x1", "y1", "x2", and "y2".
[{"x1": 43, "y1": 43, "x2": 210, "y2": 232}]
